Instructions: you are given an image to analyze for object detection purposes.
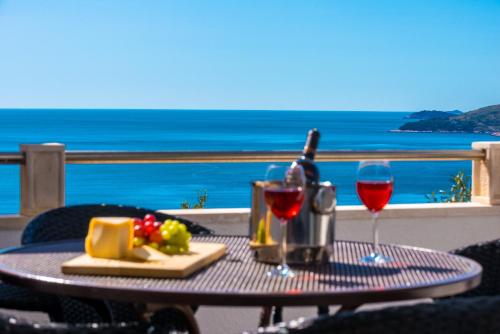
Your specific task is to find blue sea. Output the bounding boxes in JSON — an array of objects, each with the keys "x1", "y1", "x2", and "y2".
[{"x1": 0, "y1": 109, "x2": 496, "y2": 214}]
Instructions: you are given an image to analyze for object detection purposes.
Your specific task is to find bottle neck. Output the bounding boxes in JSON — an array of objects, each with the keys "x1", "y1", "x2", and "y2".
[
  {"x1": 302, "y1": 149, "x2": 316, "y2": 160},
  {"x1": 303, "y1": 129, "x2": 319, "y2": 161}
]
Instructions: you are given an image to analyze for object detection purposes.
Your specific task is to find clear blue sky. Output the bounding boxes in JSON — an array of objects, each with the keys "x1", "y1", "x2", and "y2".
[{"x1": 0, "y1": 0, "x2": 499, "y2": 111}]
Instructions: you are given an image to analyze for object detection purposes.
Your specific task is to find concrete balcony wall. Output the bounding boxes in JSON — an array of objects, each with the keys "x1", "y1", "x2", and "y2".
[
  {"x1": 0, "y1": 215, "x2": 29, "y2": 249},
  {"x1": 164, "y1": 202, "x2": 500, "y2": 251},
  {"x1": 2, "y1": 203, "x2": 498, "y2": 251}
]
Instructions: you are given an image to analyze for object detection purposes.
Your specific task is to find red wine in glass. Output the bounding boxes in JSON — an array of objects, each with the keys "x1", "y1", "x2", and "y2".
[
  {"x1": 356, "y1": 181, "x2": 393, "y2": 213},
  {"x1": 356, "y1": 161, "x2": 394, "y2": 264},
  {"x1": 264, "y1": 164, "x2": 306, "y2": 278},
  {"x1": 264, "y1": 187, "x2": 304, "y2": 220}
]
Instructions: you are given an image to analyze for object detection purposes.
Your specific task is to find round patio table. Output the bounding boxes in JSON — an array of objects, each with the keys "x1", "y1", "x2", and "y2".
[{"x1": 0, "y1": 235, "x2": 481, "y2": 307}]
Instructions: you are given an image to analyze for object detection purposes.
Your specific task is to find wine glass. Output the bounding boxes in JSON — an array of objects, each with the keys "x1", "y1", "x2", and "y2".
[
  {"x1": 356, "y1": 160, "x2": 394, "y2": 264},
  {"x1": 264, "y1": 164, "x2": 305, "y2": 278}
]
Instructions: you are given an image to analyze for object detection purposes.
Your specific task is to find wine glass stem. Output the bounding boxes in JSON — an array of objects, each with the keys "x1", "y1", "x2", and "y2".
[
  {"x1": 280, "y1": 219, "x2": 287, "y2": 267},
  {"x1": 372, "y1": 212, "x2": 380, "y2": 256}
]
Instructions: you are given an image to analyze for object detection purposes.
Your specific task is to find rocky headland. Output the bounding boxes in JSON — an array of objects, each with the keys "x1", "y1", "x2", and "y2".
[
  {"x1": 404, "y1": 110, "x2": 462, "y2": 120},
  {"x1": 398, "y1": 104, "x2": 500, "y2": 136}
]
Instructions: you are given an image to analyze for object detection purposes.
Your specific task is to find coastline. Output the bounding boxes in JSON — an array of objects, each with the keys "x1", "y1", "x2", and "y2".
[
  {"x1": 390, "y1": 129, "x2": 500, "y2": 137},
  {"x1": 398, "y1": 105, "x2": 499, "y2": 137}
]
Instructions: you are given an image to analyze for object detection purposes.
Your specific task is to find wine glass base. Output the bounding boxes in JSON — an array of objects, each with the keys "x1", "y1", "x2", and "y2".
[
  {"x1": 361, "y1": 253, "x2": 392, "y2": 264},
  {"x1": 267, "y1": 264, "x2": 296, "y2": 278}
]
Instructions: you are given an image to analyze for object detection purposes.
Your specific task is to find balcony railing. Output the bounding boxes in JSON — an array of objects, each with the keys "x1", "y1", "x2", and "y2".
[
  {"x1": 0, "y1": 149, "x2": 486, "y2": 165},
  {"x1": 66, "y1": 149, "x2": 486, "y2": 163},
  {"x1": 0, "y1": 142, "x2": 498, "y2": 218}
]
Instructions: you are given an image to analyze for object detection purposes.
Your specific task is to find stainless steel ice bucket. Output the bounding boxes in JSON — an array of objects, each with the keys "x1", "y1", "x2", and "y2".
[{"x1": 249, "y1": 181, "x2": 336, "y2": 265}]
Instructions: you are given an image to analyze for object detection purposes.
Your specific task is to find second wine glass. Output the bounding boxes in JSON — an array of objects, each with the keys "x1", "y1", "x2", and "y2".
[
  {"x1": 264, "y1": 164, "x2": 305, "y2": 278},
  {"x1": 356, "y1": 160, "x2": 394, "y2": 264}
]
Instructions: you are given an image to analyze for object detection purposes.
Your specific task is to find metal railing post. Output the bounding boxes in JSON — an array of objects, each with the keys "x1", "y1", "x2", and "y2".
[
  {"x1": 472, "y1": 141, "x2": 500, "y2": 205},
  {"x1": 20, "y1": 144, "x2": 66, "y2": 216}
]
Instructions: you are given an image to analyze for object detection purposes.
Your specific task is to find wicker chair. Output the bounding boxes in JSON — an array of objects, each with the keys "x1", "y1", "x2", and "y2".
[
  {"x1": 250, "y1": 295, "x2": 500, "y2": 334},
  {"x1": 254, "y1": 239, "x2": 500, "y2": 333},
  {"x1": 261, "y1": 239, "x2": 500, "y2": 325},
  {"x1": 0, "y1": 204, "x2": 212, "y2": 324},
  {"x1": 0, "y1": 312, "x2": 149, "y2": 334},
  {"x1": 449, "y1": 238, "x2": 500, "y2": 298},
  {"x1": 21, "y1": 204, "x2": 212, "y2": 244}
]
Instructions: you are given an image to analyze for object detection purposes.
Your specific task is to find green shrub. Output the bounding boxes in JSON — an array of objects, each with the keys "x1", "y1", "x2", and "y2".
[
  {"x1": 181, "y1": 189, "x2": 208, "y2": 209},
  {"x1": 426, "y1": 171, "x2": 471, "y2": 203}
]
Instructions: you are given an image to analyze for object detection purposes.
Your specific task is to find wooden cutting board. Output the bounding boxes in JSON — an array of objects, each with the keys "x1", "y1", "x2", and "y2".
[{"x1": 62, "y1": 242, "x2": 226, "y2": 278}]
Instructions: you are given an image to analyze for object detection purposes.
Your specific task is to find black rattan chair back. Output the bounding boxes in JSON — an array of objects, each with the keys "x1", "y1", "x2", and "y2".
[
  {"x1": 22, "y1": 204, "x2": 212, "y2": 245},
  {"x1": 451, "y1": 239, "x2": 500, "y2": 297},
  {"x1": 0, "y1": 312, "x2": 148, "y2": 334},
  {"x1": 252, "y1": 296, "x2": 500, "y2": 334},
  {"x1": 4, "y1": 204, "x2": 211, "y2": 325}
]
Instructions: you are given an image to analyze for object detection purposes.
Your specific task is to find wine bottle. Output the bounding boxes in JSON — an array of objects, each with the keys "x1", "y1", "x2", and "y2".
[{"x1": 292, "y1": 128, "x2": 320, "y2": 184}]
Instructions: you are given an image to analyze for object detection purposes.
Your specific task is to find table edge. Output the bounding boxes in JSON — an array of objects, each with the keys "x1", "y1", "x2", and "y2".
[{"x1": 0, "y1": 238, "x2": 483, "y2": 306}]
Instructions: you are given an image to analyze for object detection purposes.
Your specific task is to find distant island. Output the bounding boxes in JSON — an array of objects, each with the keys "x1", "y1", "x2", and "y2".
[
  {"x1": 404, "y1": 110, "x2": 462, "y2": 120},
  {"x1": 398, "y1": 104, "x2": 500, "y2": 136}
]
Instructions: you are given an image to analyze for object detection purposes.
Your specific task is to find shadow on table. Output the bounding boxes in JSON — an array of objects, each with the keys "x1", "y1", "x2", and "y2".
[
  {"x1": 292, "y1": 262, "x2": 459, "y2": 285},
  {"x1": 405, "y1": 264, "x2": 459, "y2": 275},
  {"x1": 0, "y1": 240, "x2": 84, "y2": 255}
]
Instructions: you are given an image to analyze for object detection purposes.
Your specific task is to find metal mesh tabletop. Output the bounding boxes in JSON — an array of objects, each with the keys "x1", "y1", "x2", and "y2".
[{"x1": 0, "y1": 236, "x2": 481, "y2": 306}]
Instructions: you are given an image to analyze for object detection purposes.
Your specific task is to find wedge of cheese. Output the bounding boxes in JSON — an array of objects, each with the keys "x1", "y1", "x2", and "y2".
[
  {"x1": 85, "y1": 217, "x2": 134, "y2": 259},
  {"x1": 129, "y1": 245, "x2": 170, "y2": 261}
]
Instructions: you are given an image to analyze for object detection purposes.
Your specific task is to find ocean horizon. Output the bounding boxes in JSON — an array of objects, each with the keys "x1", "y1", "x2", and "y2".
[{"x1": 0, "y1": 109, "x2": 496, "y2": 214}]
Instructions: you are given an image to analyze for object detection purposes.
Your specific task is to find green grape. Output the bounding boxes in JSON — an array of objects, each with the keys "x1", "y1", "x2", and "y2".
[
  {"x1": 180, "y1": 232, "x2": 189, "y2": 244},
  {"x1": 178, "y1": 223, "x2": 187, "y2": 233},
  {"x1": 169, "y1": 233, "x2": 181, "y2": 245},
  {"x1": 161, "y1": 229, "x2": 171, "y2": 241},
  {"x1": 133, "y1": 237, "x2": 145, "y2": 247},
  {"x1": 148, "y1": 242, "x2": 159, "y2": 250},
  {"x1": 179, "y1": 240, "x2": 189, "y2": 250},
  {"x1": 168, "y1": 224, "x2": 179, "y2": 235},
  {"x1": 165, "y1": 244, "x2": 179, "y2": 255},
  {"x1": 154, "y1": 221, "x2": 191, "y2": 254}
]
